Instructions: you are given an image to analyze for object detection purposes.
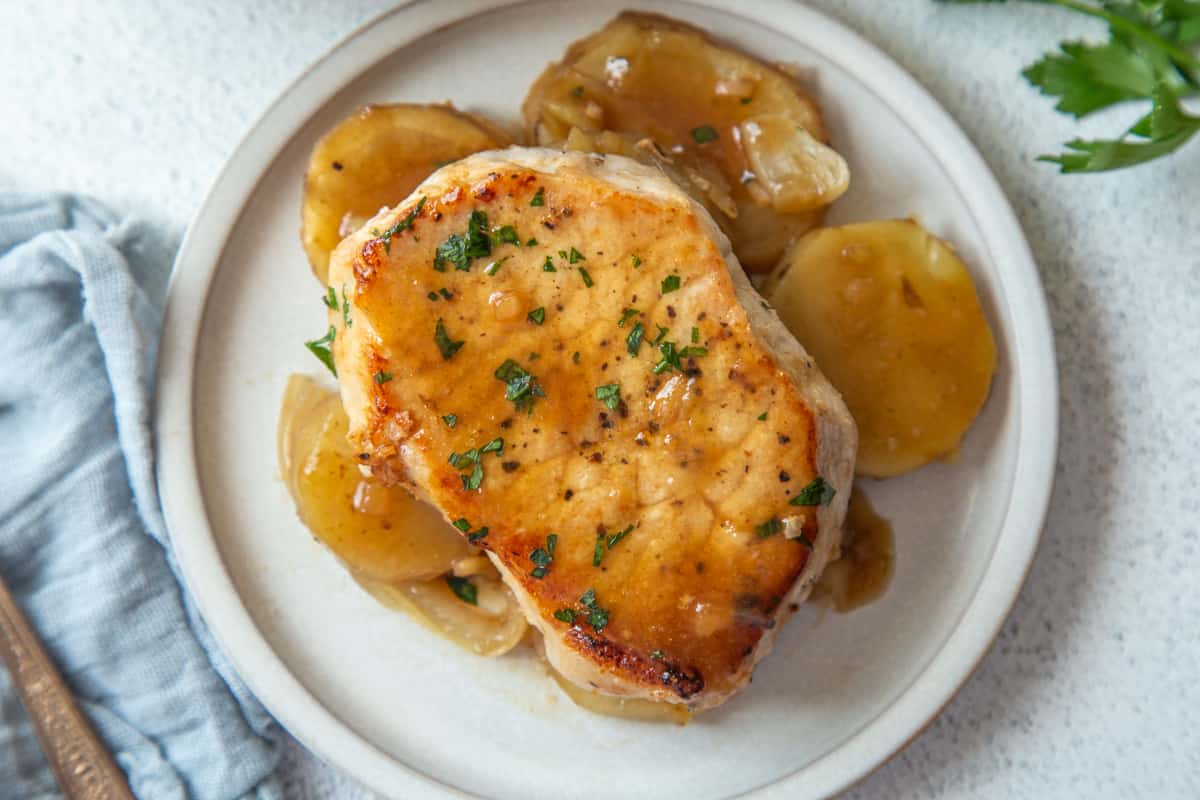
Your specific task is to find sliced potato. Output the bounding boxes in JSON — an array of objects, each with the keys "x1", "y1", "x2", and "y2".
[
  {"x1": 767, "y1": 220, "x2": 997, "y2": 477},
  {"x1": 277, "y1": 374, "x2": 474, "y2": 582},
  {"x1": 301, "y1": 104, "x2": 511, "y2": 282},
  {"x1": 522, "y1": 12, "x2": 847, "y2": 271},
  {"x1": 359, "y1": 576, "x2": 528, "y2": 657}
]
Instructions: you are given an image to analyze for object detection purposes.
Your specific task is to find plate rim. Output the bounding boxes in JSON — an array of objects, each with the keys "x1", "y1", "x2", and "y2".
[{"x1": 154, "y1": 1, "x2": 1059, "y2": 798}]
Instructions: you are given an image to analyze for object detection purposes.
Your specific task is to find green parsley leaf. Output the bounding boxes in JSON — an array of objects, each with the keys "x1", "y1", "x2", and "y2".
[
  {"x1": 652, "y1": 325, "x2": 669, "y2": 345},
  {"x1": 626, "y1": 321, "x2": 645, "y2": 356},
  {"x1": 322, "y1": 286, "x2": 338, "y2": 310},
  {"x1": 661, "y1": 274, "x2": 681, "y2": 294},
  {"x1": 433, "y1": 209, "x2": 491, "y2": 271},
  {"x1": 594, "y1": 383, "x2": 621, "y2": 410},
  {"x1": 579, "y1": 588, "x2": 610, "y2": 632},
  {"x1": 543, "y1": 255, "x2": 557, "y2": 272},
  {"x1": 530, "y1": 187, "x2": 545, "y2": 206},
  {"x1": 341, "y1": 286, "x2": 352, "y2": 328},
  {"x1": 442, "y1": 413, "x2": 457, "y2": 428},
  {"x1": 491, "y1": 225, "x2": 520, "y2": 246},
  {"x1": 797, "y1": 532, "x2": 815, "y2": 550},
  {"x1": 526, "y1": 238, "x2": 539, "y2": 246},
  {"x1": 427, "y1": 291, "x2": 439, "y2": 301},
  {"x1": 530, "y1": 533, "x2": 557, "y2": 578},
  {"x1": 755, "y1": 517, "x2": 783, "y2": 538},
  {"x1": 618, "y1": 308, "x2": 640, "y2": 327},
  {"x1": 495, "y1": 358, "x2": 545, "y2": 413},
  {"x1": 579, "y1": 267, "x2": 594, "y2": 288},
  {"x1": 679, "y1": 346, "x2": 708, "y2": 358},
  {"x1": 462, "y1": 461, "x2": 484, "y2": 491},
  {"x1": 453, "y1": 518, "x2": 471, "y2": 531},
  {"x1": 568, "y1": 246, "x2": 585, "y2": 264},
  {"x1": 527, "y1": 306, "x2": 546, "y2": 325},
  {"x1": 468, "y1": 527, "x2": 489, "y2": 543},
  {"x1": 373, "y1": 371, "x2": 392, "y2": 385},
  {"x1": 691, "y1": 326, "x2": 700, "y2": 343},
  {"x1": 607, "y1": 523, "x2": 633, "y2": 549},
  {"x1": 445, "y1": 575, "x2": 477, "y2": 605},
  {"x1": 439, "y1": 288, "x2": 453, "y2": 300},
  {"x1": 554, "y1": 608, "x2": 578, "y2": 623},
  {"x1": 484, "y1": 256, "x2": 509, "y2": 276},
  {"x1": 480, "y1": 437, "x2": 504, "y2": 455},
  {"x1": 304, "y1": 326, "x2": 337, "y2": 376},
  {"x1": 652, "y1": 341, "x2": 681, "y2": 374},
  {"x1": 691, "y1": 125, "x2": 718, "y2": 144},
  {"x1": 593, "y1": 535, "x2": 605, "y2": 567},
  {"x1": 631, "y1": 254, "x2": 642, "y2": 268},
  {"x1": 757, "y1": 411, "x2": 767, "y2": 421},
  {"x1": 790, "y1": 476, "x2": 836, "y2": 507},
  {"x1": 434, "y1": 318, "x2": 465, "y2": 361},
  {"x1": 376, "y1": 197, "x2": 425, "y2": 252},
  {"x1": 651, "y1": 649, "x2": 665, "y2": 660},
  {"x1": 572, "y1": 351, "x2": 581, "y2": 364}
]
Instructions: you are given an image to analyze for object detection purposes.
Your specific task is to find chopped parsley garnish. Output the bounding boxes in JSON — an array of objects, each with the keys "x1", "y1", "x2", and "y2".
[
  {"x1": 530, "y1": 187, "x2": 545, "y2": 207},
  {"x1": 484, "y1": 256, "x2": 509, "y2": 276},
  {"x1": 322, "y1": 286, "x2": 338, "y2": 310},
  {"x1": 618, "y1": 308, "x2": 640, "y2": 327},
  {"x1": 434, "y1": 209, "x2": 491, "y2": 271},
  {"x1": 680, "y1": 346, "x2": 708, "y2": 358},
  {"x1": 442, "y1": 413, "x2": 458, "y2": 428},
  {"x1": 631, "y1": 254, "x2": 642, "y2": 268},
  {"x1": 691, "y1": 326, "x2": 700, "y2": 343},
  {"x1": 626, "y1": 322, "x2": 645, "y2": 356},
  {"x1": 558, "y1": 250, "x2": 568, "y2": 260},
  {"x1": 376, "y1": 197, "x2": 425, "y2": 253},
  {"x1": 595, "y1": 522, "x2": 634, "y2": 565},
  {"x1": 580, "y1": 588, "x2": 609, "y2": 632},
  {"x1": 434, "y1": 318, "x2": 464, "y2": 360},
  {"x1": 526, "y1": 238, "x2": 538, "y2": 246},
  {"x1": 568, "y1": 247, "x2": 585, "y2": 264},
  {"x1": 491, "y1": 225, "x2": 520, "y2": 246},
  {"x1": 453, "y1": 518, "x2": 471, "y2": 531},
  {"x1": 652, "y1": 325, "x2": 669, "y2": 345},
  {"x1": 341, "y1": 286, "x2": 352, "y2": 328},
  {"x1": 468, "y1": 527, "x2": 489, "y2": 543},
  {"x1": 652, "y1": 341, "x2": 681, "y2": 374},
  {"x1": 527, "y1": 306, "x2": 546, "y2": 325},
  {"x1": 445, "y1": 575, "x2": 477, "y2": 605},
  {"x1": 448, "y1": 448, "x2": 479, "y2": 469},
  {"x1": 543, "y1": 255, "x2": 557, "y2": 272},
  {"x1": 607, "y1": 524, "x2": 633, "y2": 549},
  {"x1": 554, "y1": 608, "x2": 577, "y2": 623},
  {"x1": 594, "y1": 383, "x2": 621, "y2": 411},
  {"x1": 530, "y1": 533, "x2": 557, "y2": 578},
  {"x1": 593, "y1": 535, "x2": 605, "y2": 567},
  {"x1": 790, "y1": 477, "x2": 836, "y2": 507},
  {"x1": 755, "y1": 517, "x2": 783, "y2": 538},
  {"x1": 661, "y1": 274, "x2": 681, "y2": 294},
  {"x1": 578, "y1": 267, "x2": 594, "y2": 288},
  {"x1": 427, "y1": 291, "x2": 439, "y2": 301},
  {"x1": 373, "y1": 371, "x2": 392, "y2": 385},
  {"x1": 304, "y1": 326, "x2": 337, "y2": 376},
  {"x1": 572, "y1": 351, "x2": 581, "y2": 364},
  {"x1": 797, "y1": 532, "x2": 815, "y2": 550},
  {"x1": 439, "y1": 287, "x2": 453, "y2": 300},
  {"x1": 495, "y1": 358, "x2": 545, "y2": 413},
  {"x1": 691, "y1": 125, "x2": 718, "y2": 144},
  {"x1": 452, "y1": 517, "x2": 488, "y2": 542},
  {"x1": 463, "y1": 462, "x2": 484, "y2": 491},
  {"x1": 757, "y1": 411, "x2": 767, "y2": 421},
  {"x1": 650, "y1": 649, "x2": 665, "y2": 660},
  {"x1": 740, "y1": 97, "x2": 753, "y2": 105},
  {"x1": 480, "y1": 437, "x2": 504, "y2": 455}
]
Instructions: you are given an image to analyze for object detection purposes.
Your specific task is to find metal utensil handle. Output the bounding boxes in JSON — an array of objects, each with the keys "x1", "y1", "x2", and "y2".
[{"x1": 0, "y1": 575, "x2": 136, "y2": 800}]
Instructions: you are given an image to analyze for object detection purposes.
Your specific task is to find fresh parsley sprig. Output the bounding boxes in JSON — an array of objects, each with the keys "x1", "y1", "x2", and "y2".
[{"x1": 943, "y1": 0, "x2": 1200, "y2": 172}]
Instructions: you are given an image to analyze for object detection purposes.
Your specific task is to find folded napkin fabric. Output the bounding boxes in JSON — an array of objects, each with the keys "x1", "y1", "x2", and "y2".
[{"x1": 0, "y1": 194, "x2": 280, "y2": 800}]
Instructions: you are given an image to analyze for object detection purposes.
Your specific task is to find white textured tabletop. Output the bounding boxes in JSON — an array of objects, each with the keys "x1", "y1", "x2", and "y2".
[{"x1": 4, "y1": 1, "x2": 1197, "y2": 798}]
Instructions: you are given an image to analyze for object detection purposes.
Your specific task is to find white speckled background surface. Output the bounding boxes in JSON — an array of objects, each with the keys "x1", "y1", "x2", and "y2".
[{"x1": 4, "y1": 1, "x2": 1197, "y2": 797}]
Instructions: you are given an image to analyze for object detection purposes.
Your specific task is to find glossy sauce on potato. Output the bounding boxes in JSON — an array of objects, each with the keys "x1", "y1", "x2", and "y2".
[
  {"x1": 811, "y1": 486, "x2": 894, "y2": 612},
  {"x1": 767, "y1": 219, "x2": 997, "y2": 477},
  {"x1": 278, "y1": 375, "x2": 528, "y2": 655},
  {"x1": 302, "y1": 104, "x2": 511, "y2": 283},
  {"x1": 523, "y1": 12, "x2": 847, "y2": 271}
]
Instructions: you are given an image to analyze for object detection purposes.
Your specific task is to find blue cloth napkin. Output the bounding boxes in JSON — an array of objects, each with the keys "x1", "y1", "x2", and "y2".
[{"x1": 0, "y1": 194, "x2": 281, "y2": 800}]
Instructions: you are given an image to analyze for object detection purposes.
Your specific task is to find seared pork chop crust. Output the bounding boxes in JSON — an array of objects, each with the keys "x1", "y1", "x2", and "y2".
[{"x1": 329, "y1": 148, "x2": 855, "y2": 708}]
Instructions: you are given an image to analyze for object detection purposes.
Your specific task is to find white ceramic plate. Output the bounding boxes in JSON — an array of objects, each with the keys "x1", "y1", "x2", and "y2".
[{"x1": 155, "y1": 1, "x2": 1057, "y2": 797}]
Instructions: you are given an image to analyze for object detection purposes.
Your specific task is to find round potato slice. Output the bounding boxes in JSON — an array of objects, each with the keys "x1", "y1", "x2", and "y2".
[
  {"x1": 522, "y1": 11, "x2": 848, "y2": 272},
  {"x1": 301, "y1": 103, "x2": 511, "y2": 282},
  {"x1": 277, "y1": 374, "x2": 475, "y2": 582},
  {"x1": 767, "y1": 220, "x2": 998, "y2": 477}
]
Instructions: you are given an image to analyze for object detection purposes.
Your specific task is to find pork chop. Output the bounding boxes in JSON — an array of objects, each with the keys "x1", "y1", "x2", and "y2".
[{"x1": 327, "y1": 147, "x2": 856, "y2": 709}]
